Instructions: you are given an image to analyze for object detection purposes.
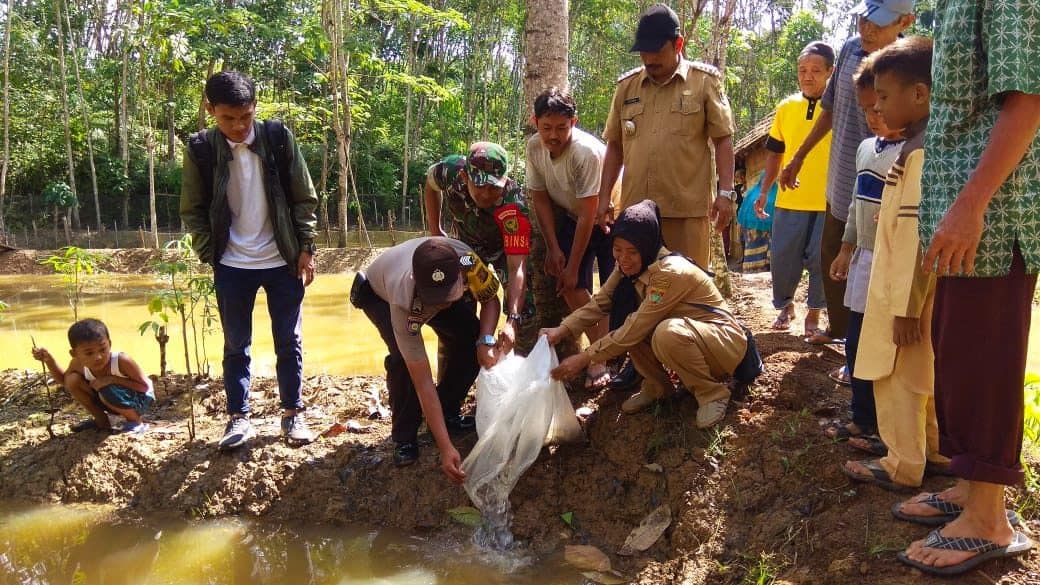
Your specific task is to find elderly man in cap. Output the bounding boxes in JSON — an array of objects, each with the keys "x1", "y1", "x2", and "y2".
[
  {"x1": 778, "y1": 0, "x2": 916, "y2": 347},
  {"x1": 424, "y1": 141, "x2": 535, "y2": 354},
  {"x1": 596, "y1": 2, "x2": 737, "y2": 268},
  {"x1": 351, "y1": 236, "x2": 502, "y2": 478}
]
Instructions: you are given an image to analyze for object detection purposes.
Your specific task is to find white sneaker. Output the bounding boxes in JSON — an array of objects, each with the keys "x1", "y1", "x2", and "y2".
[
  {"x1": 696, "y1": 398, "x2": 728, "y2": 429},
  {"x1": 120, "y1": 420, "x2": 149, "y2": 435},
  {"x1": 218, "y1": 416, "x2": 255, "y2": 450}
]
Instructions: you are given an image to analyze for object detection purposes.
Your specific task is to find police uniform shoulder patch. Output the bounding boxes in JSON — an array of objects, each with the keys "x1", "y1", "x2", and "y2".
[
  {"x1": 688, "y1": 60, "x2": 722, "y2": 78},
  {"x1": 617, "y1": 66, "x2": 643, "y2": 83}
]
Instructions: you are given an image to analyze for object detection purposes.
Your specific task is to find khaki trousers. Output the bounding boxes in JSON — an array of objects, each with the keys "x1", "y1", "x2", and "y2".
[
  {"x1": 875, "y1": 370, "x2": 947, "y2": 486},
  {"x1": 628, "y1": 317, "x2": 744, "y2": 406},
  {"x1": 660, "y1": 217, "x2": 710, "y2": 268}
]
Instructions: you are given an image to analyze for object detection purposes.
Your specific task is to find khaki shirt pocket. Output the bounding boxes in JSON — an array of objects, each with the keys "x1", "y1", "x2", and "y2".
[
  {"x1": 670, "y1": 95, "x2": 703, "y2": 136},
  {"x1": 621, "y1": 101, "x2": 645, "y2": 143}
]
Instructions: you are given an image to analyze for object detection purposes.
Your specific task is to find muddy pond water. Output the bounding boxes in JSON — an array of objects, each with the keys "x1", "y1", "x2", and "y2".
[
  {"x1": 0, "y1": 503, "x2": 583, "y2": 584},
  {"x1": 0, "y1": 274, "x2": 442, "y2": 377},
  {"x1": 0, "y1": 277, "x2": 587, "y2": 584}
]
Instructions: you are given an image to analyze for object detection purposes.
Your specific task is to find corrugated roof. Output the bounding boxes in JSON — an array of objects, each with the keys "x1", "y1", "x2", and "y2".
[{"x1": 734, "y1": 110, "x2": 775, "y2": 159}]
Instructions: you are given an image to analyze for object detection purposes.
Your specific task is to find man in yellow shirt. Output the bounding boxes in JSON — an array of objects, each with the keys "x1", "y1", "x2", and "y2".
[{"x1": 754, "y1": 42, "x2": 834, "y2": 338}]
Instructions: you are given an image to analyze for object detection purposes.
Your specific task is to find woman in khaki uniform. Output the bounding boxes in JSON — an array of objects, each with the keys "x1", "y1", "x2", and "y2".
[{"x1": 542, "y1": 199, "x2": 747, "y2": 429}]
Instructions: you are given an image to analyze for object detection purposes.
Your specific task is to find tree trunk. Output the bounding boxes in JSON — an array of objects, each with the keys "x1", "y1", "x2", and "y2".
[
  {"x1": 317, "y1": 133, "x2": 330, "y2": 233},
  {"x1": 197, "y1": 59, "x2": 215, "y2": 131},
  {"x1": 523, "y1": 0, "x2": 575, "y2": 354},
  {"x1": 146, "y1": 129, "x2": 158, "y2": 248},
  {"x1": 0, "y1": 0, "x2": 14, "y2": 240},
  {"x1": 523, "y1": 0, "x2": 569, "y2": 126},
  {"x1": 165, "y1": 77, "x2": 176, "y2": 162},
  {"x1": 63, "y1": 0, "x2": 102, "y2": 231},
  {"x1": 54, "y1": 0, "x2": 80, "y2": 229},
  {"x1": 323, "y1": 0, "x2": 352, "y2": 247},
  {"x1": 400, "y1": 21, "x2": 414, "y2": 228},
  {"x1": 118, "y1": 40, "x2": 130, "y2": 226}
]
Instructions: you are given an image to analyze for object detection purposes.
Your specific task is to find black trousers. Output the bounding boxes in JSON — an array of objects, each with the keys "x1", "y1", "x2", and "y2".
[{"x1": 362, "y1": 296, "x2": 480, "y2": 443}]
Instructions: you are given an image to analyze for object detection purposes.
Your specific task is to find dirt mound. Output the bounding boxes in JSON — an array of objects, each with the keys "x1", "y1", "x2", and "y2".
[{"x1": 0, "y1": 273, "x2": 1036, "y2": 584}]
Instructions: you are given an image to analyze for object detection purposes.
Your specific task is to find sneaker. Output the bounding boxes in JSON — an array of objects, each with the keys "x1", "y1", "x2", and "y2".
[
  {"x1": 621, "y1": 390, "x2": 657, "y2": 414},
  {"x1": 218, "y1": 416, "x2": 255, "y2": 451},
  {"x1": 608, "y1": 360, "x2": 643, "y2": 392},
  {"x1": 445, "y1": 414, "x2": 475, "y2": 435},
  {"x1": 119, "y1": 420, "x2": 150, "y2": 435},
  {"x1": 281, "y1": 412, "x2": 316, "y2": 446},
  {"x1": 393, "y1": 442, "x2": 419, "y2": 467},
  {"x1": 696, "y1": 398, "x2": 728, "y2": 429}
]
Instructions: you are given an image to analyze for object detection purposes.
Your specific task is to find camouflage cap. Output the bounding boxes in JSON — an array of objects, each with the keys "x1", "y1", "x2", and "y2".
[{"x1": 465, "y1": 142, "x2": 509, "y2": 188}]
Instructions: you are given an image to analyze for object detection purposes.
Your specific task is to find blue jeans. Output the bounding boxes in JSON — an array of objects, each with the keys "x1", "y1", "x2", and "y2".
[
  {"x1": 845, "y1": 310, "x2": 876, "y2": 431},
  {"x1": 214, "y1": 263, "x2": 305, "y2": 415},
  {"x1": 769, "y1": 207, "x2": 825, "y2": 310}
]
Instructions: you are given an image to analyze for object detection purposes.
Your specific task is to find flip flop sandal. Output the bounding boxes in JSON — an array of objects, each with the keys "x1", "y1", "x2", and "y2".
[
  {"x1": 771, "y1": 308, "x2": 794, "y2": 331},
  {"x1": 896, "y1": 529, "x2": 1033, "y2": 576},
  {"x1": 803, "y1": 328, "x2": 836, "y2": 344},
  {"x1": 827, "y1": 366, "x2": 852, "y2": 386},
  {"x1": 847, "y1": 434, "x2": 887, "y2": 456},
  {"x1": 584, "y1": 370, "x2": 612, "y2": 391},
  {"x1": 70, "y1": 419, "x2": 113, "y2": 433},
  {"x1": 890, "y1": 493, "x2": 1023, "y2": 527},
  {"x1": 841, "y1": 459, "x2": 913, "y2": 492},
  {"x1": 824, "y1": 421, "x2": 876, "y2": 440}
]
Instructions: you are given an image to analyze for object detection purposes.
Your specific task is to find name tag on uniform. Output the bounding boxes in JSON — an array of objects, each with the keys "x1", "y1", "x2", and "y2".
[{"x1": 623, "y1": 97, "x2": 641, "y2": 105}]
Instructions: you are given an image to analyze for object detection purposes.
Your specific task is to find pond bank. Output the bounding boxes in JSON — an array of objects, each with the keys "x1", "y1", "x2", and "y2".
[{"x1": 1, "y1": 248, "x2": 1037, "y2": 584}]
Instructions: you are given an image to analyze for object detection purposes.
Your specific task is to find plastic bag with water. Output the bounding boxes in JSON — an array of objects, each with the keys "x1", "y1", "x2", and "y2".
[{"x1": 461, "y1": 336, "x2": 582, "y2": 548}]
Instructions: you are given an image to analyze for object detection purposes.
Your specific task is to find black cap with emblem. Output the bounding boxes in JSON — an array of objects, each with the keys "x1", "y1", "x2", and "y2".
[
  {"x1": 412, "y1": 238, "x2": 465, "y2": 306},
  {"x1": 630, "y1": 3, "x2": 681, "y2": 53}
]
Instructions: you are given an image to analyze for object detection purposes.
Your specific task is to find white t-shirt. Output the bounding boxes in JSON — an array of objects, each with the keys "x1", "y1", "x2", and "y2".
[
  {"x1": 525, "y1": 127, "x2": 605, "y2": 216},
  {"x1": 219, "y1": 126, "x2": 286, "y2": 269}
]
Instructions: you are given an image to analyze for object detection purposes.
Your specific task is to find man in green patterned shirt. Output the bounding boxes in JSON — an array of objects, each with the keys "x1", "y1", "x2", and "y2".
[{"x1": 893, "y1": 0, "x2": 1040, "y2": 576}]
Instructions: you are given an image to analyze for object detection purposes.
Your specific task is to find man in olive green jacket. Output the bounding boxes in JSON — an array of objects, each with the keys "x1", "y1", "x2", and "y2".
[{"x1": 179, "y1": 70, "x2": 319, "y2": 451}]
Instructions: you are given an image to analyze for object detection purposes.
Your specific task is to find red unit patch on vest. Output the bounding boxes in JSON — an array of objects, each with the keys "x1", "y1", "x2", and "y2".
[{"x1": 494, "y1": 203, "x2": 531, "y2": 255}]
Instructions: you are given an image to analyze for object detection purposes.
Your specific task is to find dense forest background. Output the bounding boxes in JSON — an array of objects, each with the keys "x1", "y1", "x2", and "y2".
[{"x1": 0, "y1": 0, "x2": 934, "y2": 245}]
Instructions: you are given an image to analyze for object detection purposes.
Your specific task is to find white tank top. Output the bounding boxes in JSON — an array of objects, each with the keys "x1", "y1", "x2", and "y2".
[{"x1": 83, "y1": 351, "x2": 155, "y2": 398}]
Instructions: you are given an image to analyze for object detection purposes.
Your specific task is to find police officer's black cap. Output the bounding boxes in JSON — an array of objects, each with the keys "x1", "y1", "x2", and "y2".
[{"x1": 630, "y1": 3, "x2": 681, "y2": 53}]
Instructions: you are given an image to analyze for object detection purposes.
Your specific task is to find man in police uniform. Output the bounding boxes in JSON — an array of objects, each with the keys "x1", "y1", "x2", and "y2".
[
  {"x1": 596, "y1": 2, "x2": 737, "y2": 268},
  {"x1": 351, "y1": 237, "x2": 502, "y2": 476}
]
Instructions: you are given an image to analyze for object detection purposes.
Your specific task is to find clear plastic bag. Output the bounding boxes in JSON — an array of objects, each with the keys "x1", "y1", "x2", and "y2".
[{"x1": 462, "y1": 336, "x2": 582, "y2": 514}]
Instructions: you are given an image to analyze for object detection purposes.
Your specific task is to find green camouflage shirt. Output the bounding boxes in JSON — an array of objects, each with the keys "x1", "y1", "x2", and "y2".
[
  {"x1": 426, "y1": 155, "x2": 532, "y2": 268},
  {"x1": 920, "y1": 0, "x2": 1040, "y2": 277}
]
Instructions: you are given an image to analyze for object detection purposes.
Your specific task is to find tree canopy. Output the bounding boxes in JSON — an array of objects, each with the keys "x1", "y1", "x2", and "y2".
[{"x1": 0, "y1": 0, "x2": 932, "y2": 239}]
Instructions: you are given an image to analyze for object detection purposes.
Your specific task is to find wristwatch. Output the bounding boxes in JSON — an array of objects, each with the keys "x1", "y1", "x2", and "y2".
[
  {"x1": 303, "y1": 241, "x2": 318, "y2": 255},
  {"x1": 716, "y1": 189, "x2": 736, "y2": 201},
  {"x1": 476, "y1": 334, "x2": 497, "y2": 347},
  {"x1": 506, "y1": 313, "x2": 522, "y2": 324}
]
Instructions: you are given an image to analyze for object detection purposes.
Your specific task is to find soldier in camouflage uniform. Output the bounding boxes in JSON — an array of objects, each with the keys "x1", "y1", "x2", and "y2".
[{"x1": 423, "y1": 141, "x2": 538, "y2": 354}]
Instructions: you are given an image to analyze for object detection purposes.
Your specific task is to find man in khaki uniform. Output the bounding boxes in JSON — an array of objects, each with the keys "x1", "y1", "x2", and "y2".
[
  {"x1": 543, "y1": 200, "x2": 747, "y2": 429},
  {"x1": 596, "y1": 2, "x2": 737, "y2": 268}
]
